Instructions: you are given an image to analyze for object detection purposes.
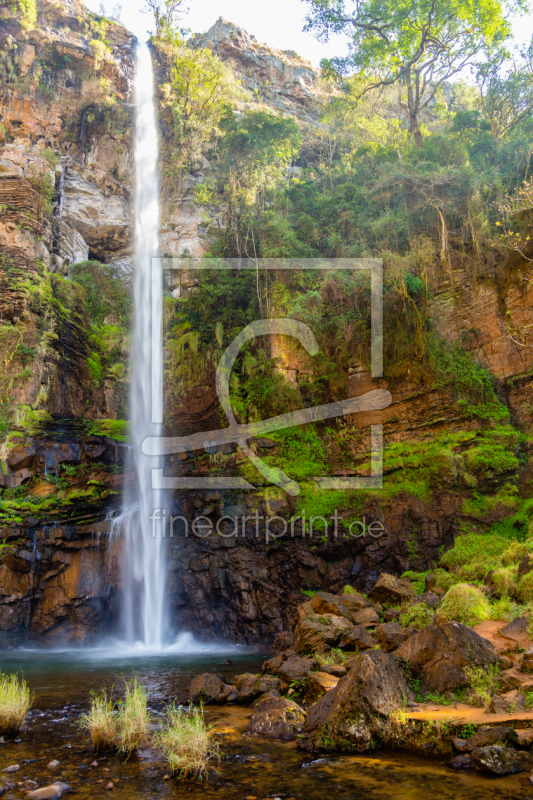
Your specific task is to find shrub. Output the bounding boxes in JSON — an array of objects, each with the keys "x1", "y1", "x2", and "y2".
[
  {"x1": 491, "y1": 565, "x2": 518, "y2": 598},
  {"x1": 437, "y1": 583, "x2": 490, "y2": 626},
  {"x1": 153, "y1": 705, "x2": 219, "y2": 781},
  {"x1": 116, "y1": 678, "x2": 150, "y2": 759},
  {"x1": 465, "y1": 664, "x2": 501, "y2": 708},
  {"x1": 0, "y1": 672, "x2": 32, "y2": 733},
  {"x1": 315, "y1": 648, "x2": 347, "y2": 666},
  {"x1": 401, "y1": 602, "x2": 435, "y2": 630},
  {"x1": 79, "y1": 689, "x2": 117, "y2": 751},
  {"x1": 491, "y1": 596, "x2": 525, "y2": 622},
  {"x1": 518, "y1": 572, "x2": 533, "y2": 603}
]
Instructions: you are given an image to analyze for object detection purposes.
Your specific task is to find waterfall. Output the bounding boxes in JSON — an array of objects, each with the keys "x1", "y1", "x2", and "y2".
[{"x1": 120, "y1": 41, "x2": 166, "y2": 649}]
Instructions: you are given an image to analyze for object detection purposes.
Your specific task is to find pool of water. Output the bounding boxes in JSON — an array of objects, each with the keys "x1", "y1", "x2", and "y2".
[{"x1": 0, "y1": 647, "x2": 532, "y2": 800}]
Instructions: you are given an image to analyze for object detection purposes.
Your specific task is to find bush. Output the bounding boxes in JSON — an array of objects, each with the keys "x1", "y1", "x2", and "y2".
[
  {"x1": 437, "y1": 583, "x2": 490, "y2": 627},
  {"x1": 491, "y1": 596, "x2": 526, "y2": 622},
  {"x1": 401, "y1": 602, "x2": 435, "y2": 630},
  {"x1": 153, "y1": 705, "x2": 219, "y2": 781},
  {"x1": 315, "y1": 648, "x2": 347, "y2": 666},
  {"x1": 0, "y1": 672, "x2": 32, "y2": 733},
  {"x1": 465, "y1": 664, "x2": 502, "y2": 708},
  {"x1": 491, "y1": 565, "x2": 518, "y2": 598}
]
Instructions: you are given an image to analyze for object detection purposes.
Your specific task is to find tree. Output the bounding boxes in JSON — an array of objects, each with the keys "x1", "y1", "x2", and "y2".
[
  {"x1": 477, "y1": 43, "x2": 533, "y2": 142},
  {"x1": 303, "y1": 0, "x2": 525, "y2": 147},
  {"x1": 144, "y1": 0, "x2": 186, "y2": 36}
]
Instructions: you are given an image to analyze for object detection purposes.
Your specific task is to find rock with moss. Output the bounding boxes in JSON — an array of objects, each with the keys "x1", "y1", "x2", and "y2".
[
  {"x1": 246, "y1": 695, "x2": 306, "y2": 741},
  {"x1": 232, "y1": 673, "x2": 281, "y2": 704},
  {"x1": 187, "y1": 673, "x2": 235, "y2": 705},
  {"x1": 278, "y1": 656, "x2": 317, "y2": 684},
  {"x1": 339, "y1": 625, "x2": 376, "y2": 651},
  {"x1": 471, "y1": 744, "x2": 533, "y2": 775},
  {"x1": 396, "y1": 622, "x2": 498, "y2": 694},
  {"x1": 375, "y1": 622, "x2": 408, "y2": 653},
  {"x1": 305, "y1": 671, "x2": 340, "y2": 702},
  {"x1": 303, "y1": 650, "x2": 408, "y2": 753},
  {"x1": 294, "y1": 613, "x2": 353, "y2": 654},
  {"x1": 368, "y1": 573, "x2": 414, "y2": 605}
]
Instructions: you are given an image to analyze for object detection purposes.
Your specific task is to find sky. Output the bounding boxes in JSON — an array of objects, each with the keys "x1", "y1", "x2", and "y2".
[{"x1": 85, "y1": 0, "x2": 533, "y2": 70}]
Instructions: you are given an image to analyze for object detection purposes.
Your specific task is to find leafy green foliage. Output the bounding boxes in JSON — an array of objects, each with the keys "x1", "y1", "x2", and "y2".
[{"x1": 438, "y1": 583, "x2": 491, "y2": 626}]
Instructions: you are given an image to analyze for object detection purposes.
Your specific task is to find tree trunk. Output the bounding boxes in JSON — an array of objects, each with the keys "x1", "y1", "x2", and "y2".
[{"x1": 406, "y1": 70, "x2": 423, "y2": 149}]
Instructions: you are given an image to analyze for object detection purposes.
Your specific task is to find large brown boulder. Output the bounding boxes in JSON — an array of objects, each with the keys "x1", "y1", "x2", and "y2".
[
  {"x1": 368, "y1": 573, "x2": 414, "y2": 605},
  {"x1": 375, "y1": 622, "x2": 408, "y2": 653},
  {"x1": 339, "y1": 625, "x2": 376, "y2": 651},
  {"x1": 453, "y1": 726, "x2": 518, "y2": 753},
  {"x1": 188, "y1": 673, "x2": 234, "y2": 704},
  {"x1": 278, "y1": 656, "x2": 316, "y2": 684},
  {"x1": 303, "y1": 650, "x2": 408, "y2": 753},
  {"x1": 294, "y1": 613, "x2": 352, "y2": 654},
  {"x1": 396, "y1": 622, "x2": 498, "y2": 694},
  {"x1": 305, "y1": 671, "x2": 340, "y2": 702},
  {"x1": 246, "y1": 695, "x2": 306, "y2": 741},
  {"x1": 272, "y1": 631, "x2": 295, "y2": 653}
]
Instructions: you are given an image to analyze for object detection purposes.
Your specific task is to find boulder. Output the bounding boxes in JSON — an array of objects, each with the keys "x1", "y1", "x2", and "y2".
[
  {"x1": 351, "y1": 607, "x2": 380, "y2": 628},
  {"x1": 232, "y1": 673, "x2": 281, "y2": 704},
  {"x1": 304, "y1": 650, "x2": 408, "y2": 752},
  {"x1": 246, "y1": 695, "x2": 306, "y2": 741},
  {"x1": 412, "y1": 592, "x2": 441, "y2": 609},
  {"x1": 465, "y1": 726, "x2": 518, "y2": 751},
  {"x1": 262, "y1": 654, "x2": 286, "y2": 675},
  {"x1": 522, "y1": 646, "x2": 533, "y2": 673},
  {"x1": 471, "y1": 745, "x2": 533, "y2": 775},
  {"x1": 305, "y1": 671, "x2": 340, "y2": 702},
  {"x1": 368, "y1": 573, "x2": 414, "y2": 605},
  {"x1": 26, "y1": 785, "x2": 70, "y2": 800},
  {"x1": 501, "y1": 669, "x2": 533, "y2": 692},
  {"x1": 188, "y1": 673, "x2": 234, "y2": 704},
  {"x1": 339, "y1": 625, "x2": 376, "y2": 651},
  {"x1": 272, "y1": 631, "x2": 295, "y2": 653},
  {"x1": 278, "y1": 657, "x2": 316, "y2": 684},
  {"x1": 396, "y1": 622, "x2": 498, "y2": 694},
  {"x1": 375, "y1": 623, "x2": 408, "y2": 653},
  {"x1": 383, "y1": 609, "x2": 400, "y2": 622},
  {"x1": 487, "y1": 691, "x2": 525, "y2": 714},
  {"x1": 320, "y1": 664, "x2": 347, "y2": 677},
  {"x1": 294, "y1": 614, "x2": 352, "y2": 654}
]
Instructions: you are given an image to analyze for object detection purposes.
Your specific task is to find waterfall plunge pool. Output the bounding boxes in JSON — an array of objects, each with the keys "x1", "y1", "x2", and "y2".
[{"x1": 0, "y1": 649, "x2": 530, "y2": 800}]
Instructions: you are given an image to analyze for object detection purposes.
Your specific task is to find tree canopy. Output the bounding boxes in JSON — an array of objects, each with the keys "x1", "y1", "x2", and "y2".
[{"x1": 304, "y1": 0, "x2": 526, "y2": 146}]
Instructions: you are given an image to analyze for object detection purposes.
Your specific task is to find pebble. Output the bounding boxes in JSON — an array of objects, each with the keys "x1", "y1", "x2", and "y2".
[
  {"x1": 2, "y1": 765, "x2": 19, "y2": 774},
  {"x1": 106, "y1": 782, "x2": 114, "y2": 790},
  {"x1": 47, "y1": 761, "x2": 60, "y2": 769},
  {"x1": 91, "y1": 762, "x2": 98, "y2": 768}
]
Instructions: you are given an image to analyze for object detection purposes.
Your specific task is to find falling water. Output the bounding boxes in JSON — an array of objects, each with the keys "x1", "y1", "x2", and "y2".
[{"x1": 120, "y1": 41, "x2": 166, "y2": 649}]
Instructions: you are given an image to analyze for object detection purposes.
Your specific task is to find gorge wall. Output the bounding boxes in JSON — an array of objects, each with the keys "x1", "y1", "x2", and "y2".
[{"x1": 0, "y1": 2, "x2": 532, "y2": 647}]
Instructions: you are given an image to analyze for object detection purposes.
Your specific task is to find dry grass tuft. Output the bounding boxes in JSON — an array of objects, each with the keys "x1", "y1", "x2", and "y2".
[
  {"x1": 79, "y1": 689, "x2": 118, "y2": 751},
  {"x1": 117, "y1": 677, "x2": 150, "y2": 759},
  {"x1": 0, "y1": 672, "x2": 32, "y2": 734},
  {"x1": 153, "y1": 704, "x2": 219, "y2": 781}
]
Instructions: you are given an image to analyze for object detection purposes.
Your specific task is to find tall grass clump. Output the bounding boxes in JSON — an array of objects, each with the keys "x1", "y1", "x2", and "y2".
[
  {"x1": 437, "y1": 583, "x2": 490, "y2": 626},
  {"x1": 117, "y1": 677, "x2": 150, "y2": 759},
  {"x1": 0, "y1": 672, "x2": 32, "y2": 733},
  {"x1": 79, "y1": 678, "x2": 150, "y2": 757},
  {"x1": 79, "y1": 689, "x2": 118, "y2": 751},
  {"x1": 465, "y1": 664, "x2": 502, "y2": 708},
  {"x1": 154, "y1": 705, "x2": 219, "y2": 781}
]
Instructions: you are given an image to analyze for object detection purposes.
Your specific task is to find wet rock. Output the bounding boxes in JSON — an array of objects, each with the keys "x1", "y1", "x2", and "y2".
[
  {"x1": 278, "y1": 657, "x2": 316, "y2": 684},
  {"x1": 272, "y1": 631, "x2": 295, "y2": 653},
  {"x1": 2, "y1": 765, "x2": 19, "y2": 774},
  {"x1": 304, "y1": 650, "x2": 408, "y2": 752},
  {"x1": 26, "y1": 784, "x2": 70, "y2": 800},
  {"x1": 47, "y1": 760, "x2": 60, "y2": 769},
  {"x1": 471, "y1": 745, "x2": 533, "y2": 775},
  {"x1": 368, "y1": 573, "x2": 414, "y2": 605},
  {"x1": 396, "y1": 622, "x2": 498, "y2": 694},
  {"x1": 188, "y1": 673, "x2": 234, "y2": 704},
  {"x1": 339, "y1": 624, "x2": 376, "y2": 651},
  {"x1": 375, "y1": 622, "x2": 408, "y2": 653},
  {"x1": 449, "y1": 754, "x2": 474, "y2": 769},
  {"x1": 305, "y1": 671, "x2": 339, "y2": 702},
  {"x1": 246, "y1": 696, "x2": 306, "y2": 741}
]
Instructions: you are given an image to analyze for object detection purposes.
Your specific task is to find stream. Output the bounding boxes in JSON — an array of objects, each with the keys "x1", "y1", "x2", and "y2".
[{"x1": 0, "y1": 650, "x2": 532, "y2": 800}]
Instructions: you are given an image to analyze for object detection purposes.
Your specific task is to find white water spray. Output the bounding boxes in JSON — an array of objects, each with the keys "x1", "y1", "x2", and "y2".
[{"x1": 120, "y1": 41, "x2": 166, "y2": 649}]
